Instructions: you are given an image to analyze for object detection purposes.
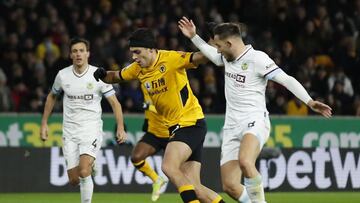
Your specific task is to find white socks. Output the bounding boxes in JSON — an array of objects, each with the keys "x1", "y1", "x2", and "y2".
[
  {"x1": 244, "y1": 175, "x2": 266, "y2": 203},
  {"x1": 238, "y1": 188, "x2": 251, "y2": 203},
  {"x1": 80, "y1": 175, "x2": 93, "y2": 203}
]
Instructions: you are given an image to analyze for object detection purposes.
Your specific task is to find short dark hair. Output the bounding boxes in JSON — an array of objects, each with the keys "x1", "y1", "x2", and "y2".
[
  {"x1": 69, "y1": 37, "x2": 90, "y2": 51},
  {"x1": 213, "y1": 23, "x2": 242, "y2": 40},
  {"x1": 128, "y1": 28, "x2": 156, "y2": 48}
]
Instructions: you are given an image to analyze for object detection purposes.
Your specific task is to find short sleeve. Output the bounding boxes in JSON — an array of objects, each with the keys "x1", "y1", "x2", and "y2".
[
  {"x1": 255, "y1": 51, "x2": 281, "y2": 79},
  {"x1": 100, "y1": 81, "x2": 115, "y2": 97},
  {"x1": 51, "y1": 72, "x2": 63, "y2": 95},
  {"x1": 121, "y1": 62, "x2": 141, "y2": 80},
  {"x1": 172, "y1": 51, "x2": 196, "y2": 69}
]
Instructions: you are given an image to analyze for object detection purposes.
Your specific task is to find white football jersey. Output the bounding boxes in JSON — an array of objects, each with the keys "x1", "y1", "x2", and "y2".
[
  {"x1": 51, "y1": 65, "x2": 115, "y2": 141},
  {"x1": 222, "y1": 45, "x2": 281, "y2": 129}
]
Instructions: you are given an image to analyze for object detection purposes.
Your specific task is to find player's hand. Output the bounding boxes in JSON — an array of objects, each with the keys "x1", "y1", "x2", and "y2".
[
  {"x1": 40, "y1": 123, "x2": 48, "y2": 141},
  {"x1": 307, "y1": 100, "x2": 332, "y2": 118},
  {"x1": 178, "y1": 16, "x2": 197, "y2": 39},
  {"x1": 116, "y1": 128, "x2": 127, "y2": 144},
  {"x1": 93, "y1": 68, "x2": 107, "y2": 82}
]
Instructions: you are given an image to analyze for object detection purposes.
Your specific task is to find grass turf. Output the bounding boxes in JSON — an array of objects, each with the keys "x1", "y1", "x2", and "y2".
[{"x1": 0, "y1": 192, "x2": 359, "y2": 203}]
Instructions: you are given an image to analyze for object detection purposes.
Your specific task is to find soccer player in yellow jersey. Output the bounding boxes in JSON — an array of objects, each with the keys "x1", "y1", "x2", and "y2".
[
  {"x1": 131, "y1": 89, "x2": 169, "y2": 202},
  {"x1": 94, "y1": 28, "x2": 225, "y2": 203}
]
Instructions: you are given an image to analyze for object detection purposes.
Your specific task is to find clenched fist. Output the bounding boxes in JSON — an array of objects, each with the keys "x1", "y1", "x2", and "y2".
[{"x1": 93, "y1": 68, "x2": 107, "y2": 81}]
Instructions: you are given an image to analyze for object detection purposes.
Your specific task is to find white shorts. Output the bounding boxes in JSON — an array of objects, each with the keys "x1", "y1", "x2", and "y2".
[
  {"x1": 62, "y1": 135, "x2": 102, "y2": 170},
  {"x1": 220, "y1": 112, "x2": 270, "y2": 166}
]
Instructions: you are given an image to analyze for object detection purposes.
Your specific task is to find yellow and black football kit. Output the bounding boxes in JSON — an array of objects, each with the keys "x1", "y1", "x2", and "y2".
[
  {"x1": 121, "y1": 50, "x2": 204, "y2": 127},
  {"x1": 139, "y1": 86, "x2": 170, "y2": 151},
  {"x1": 120, "y1": 50, "x2": 206, "y2": 162}
]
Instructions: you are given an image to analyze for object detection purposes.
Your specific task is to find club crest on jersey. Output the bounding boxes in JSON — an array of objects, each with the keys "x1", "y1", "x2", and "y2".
[
  {"x1": 241, "y1": 62, "x2": 248, "y2": 70},
  {"x1": 144, "y1": 82, "x2": 151, "y2": 91},
  {"x1": 87, "y1": 83, "x2": 94, "y2": 89},
  {"x1": 159, "y1": 65, "x2": 166, "y2": 73}
]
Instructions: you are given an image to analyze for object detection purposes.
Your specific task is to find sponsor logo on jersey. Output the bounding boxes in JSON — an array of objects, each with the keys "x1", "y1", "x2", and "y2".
[
  {"x1": 148, "y1": 87, "x2": 168, "y2": 96},
  {"x1": 147, "y1": 78, "x2": 168, "y2": 95},
  {"x1": 225, "y1": 71, "x2": 246, "y2": 83},
  {"x1": 67, "y1": 94, "x2": 93, "y2": 100}
]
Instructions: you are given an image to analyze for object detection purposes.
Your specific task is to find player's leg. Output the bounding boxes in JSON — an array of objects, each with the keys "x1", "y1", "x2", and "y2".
[
  {"x1": 131, "y1": 133, "x2": 161, "y2": 183},
  {"x1": 239, "y1": 116, "x2": 270, "y2": 203},
  {"x1": 131, "y1": 133, "x2": 168, "y2": 201},
  {"x1": 220, "y1": 129, "x2": 250, "y2": 202},
  {"x1": 221, "y1": 161, "x2": 250, "y2": 203},
  {"x1": 162, "y1": 141, "x2": 198, "y2": 203},
  {"x1": 78, "y1": 154, "x2": 95, "y2": 203},
  {"x1": 239, "y1": 134, "x2": 264, "y2": 202},
  {"x1": 181, "y1": 161, "x2": 224, "y2": 203},
  {"x1": 67, "y1": 167, "x2": 80, "y2": 186},
  {"x1": 63, "y1": 138, "x2": 81, "y2": 186},
  {"x1": 77, "y1": 137, "x2": 102, "y2": 203}
]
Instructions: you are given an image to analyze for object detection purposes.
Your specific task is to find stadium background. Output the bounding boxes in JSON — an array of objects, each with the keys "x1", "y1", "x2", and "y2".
[{"x1": 0, "y1": 0, "x2": 359, "y2": 202}]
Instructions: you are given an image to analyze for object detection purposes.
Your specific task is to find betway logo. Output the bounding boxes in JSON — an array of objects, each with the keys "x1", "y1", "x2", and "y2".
[
  {"x1": 49, "y1": 147, "x2": 168, "y2": 191},
  {"x1": 259, "y1": 148, "x2": 360, "y2": 190}
]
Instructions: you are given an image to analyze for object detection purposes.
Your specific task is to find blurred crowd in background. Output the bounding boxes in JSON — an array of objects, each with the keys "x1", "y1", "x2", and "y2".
[{"x1": 0, "y1": 0, "x2": 359, "y2": 116}]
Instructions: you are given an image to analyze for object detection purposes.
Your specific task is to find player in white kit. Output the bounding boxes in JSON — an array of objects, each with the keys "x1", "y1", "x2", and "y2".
[
  {"x1": 179, "y1": 17, "x2": 332, "y2": 203},
  {"x1": 40, "y1": 37, "x2": 127, "y2": 203}
]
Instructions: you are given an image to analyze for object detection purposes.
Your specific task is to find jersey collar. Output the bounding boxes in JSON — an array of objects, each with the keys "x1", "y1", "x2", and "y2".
[
  {"x1": 72, "y1": 65, "x2": 89, "y2": 78},
  {"x1": 234, "y1": 45, "x2": 252, "y2": 61}
]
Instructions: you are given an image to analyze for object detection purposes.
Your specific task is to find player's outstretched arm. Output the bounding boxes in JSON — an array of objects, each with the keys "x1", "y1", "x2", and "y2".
[
  {"x1": 94, "y1": 68, "x2": 122, "y2": 83},
  {"x1": 40, "y1": 92, "x2": 57, "y2": 141},
  {"x1": 106, "y1": 95, "x2": 127, "y2": 144},
  {"x1": 272, "y1": 71, "x2": 332, "y2": 118}
]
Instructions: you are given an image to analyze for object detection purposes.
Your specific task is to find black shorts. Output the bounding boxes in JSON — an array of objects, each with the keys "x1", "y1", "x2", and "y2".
[
  {"x1": 139, "y1": 132, "x2": 169, "y2": 153},
  {"x1": 168, "y1": 119, "x2": 206, "y2": 162}
]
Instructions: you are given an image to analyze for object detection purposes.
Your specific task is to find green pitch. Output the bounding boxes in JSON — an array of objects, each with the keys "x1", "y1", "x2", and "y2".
[{"x1": 0, "y1": 192, "x2": 359, "y2": 203}]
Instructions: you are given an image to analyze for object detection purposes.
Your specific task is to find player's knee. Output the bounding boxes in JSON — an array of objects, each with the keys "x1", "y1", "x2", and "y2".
[
  {"x1": 239, "y1": 157, "x2": 253, "y2": 172},
  {"x1": 222, "y1": 180, "x2": 238, "y2": 197},
  {"x1": 79, "y1": 168, "x2": 91, "y2": 178},
  {"x1": 131, "y1": 153, "x2": 144, "y2": 164},
  {"x1": 69, "y1": 177, "x2": 79, "y2": 186},
  {"x1": 161, "y1": 161, "x2": 176, "y2": 177}
]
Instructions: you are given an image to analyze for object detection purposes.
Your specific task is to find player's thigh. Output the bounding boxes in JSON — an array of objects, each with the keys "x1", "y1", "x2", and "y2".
[
  {"x1": 220, "y1": 160, "x2": 242, "y2": 187},
  {"x1": 62, "y1": 138, "x2": 80, "y2": 170},
  {"x1": 168, "y1": 119, "x2": 207, "y2": 163},
  {"x1": 238, "y1": 133, "x2": 261, "y2": 164},
  {"x1": 241, "y1": 113, "x2": 270, "y2": 151},
  {"x1": 132, "y1": 142, "x2": 157, "y2": 161},
  {"x1": 132, "y1": 132, "x2": 167, "y2": 161},
  {"x1": 163, "y1": 141, "x2": 192, "y2": 168},
  {"x1": 239, "y1": 114, "x2": 270, "y2": 162}
]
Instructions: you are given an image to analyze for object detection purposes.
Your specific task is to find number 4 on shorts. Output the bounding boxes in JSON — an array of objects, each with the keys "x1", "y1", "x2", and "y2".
[{"x1": 92, "y1": 139, "x2": 97, "y2": 148}]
